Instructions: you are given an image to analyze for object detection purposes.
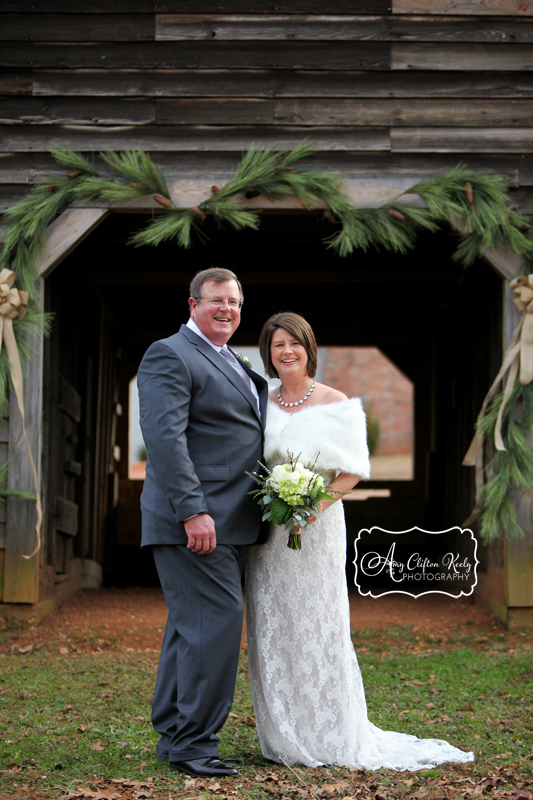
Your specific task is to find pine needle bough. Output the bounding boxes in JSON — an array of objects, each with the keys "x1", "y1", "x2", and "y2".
[{"x1": 1, "y1": 142, "x2": 532, "y2": 544}]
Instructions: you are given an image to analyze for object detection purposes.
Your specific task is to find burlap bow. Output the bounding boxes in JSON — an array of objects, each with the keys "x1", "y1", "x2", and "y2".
[
  {"x1": 462, "y1": 273, "x2": 533, "y2": 526},
  {"x1": 0, "y1": 268, "x2": 41, "y2": 558}
]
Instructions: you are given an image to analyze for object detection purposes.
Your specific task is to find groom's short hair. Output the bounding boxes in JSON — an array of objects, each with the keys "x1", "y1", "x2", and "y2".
[{"x1": 189, "y1": 268, "x2": 244, "y2": 304}]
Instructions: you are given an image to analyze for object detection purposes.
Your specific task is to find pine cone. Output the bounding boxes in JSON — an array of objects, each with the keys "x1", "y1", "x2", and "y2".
[
  {"x1": 465, "y1": 182, "x2": 474, "y2": 204},
  {"x1": 388, "y1": 208, "x2": 405, "y2": 221},
  {"x1": 153, "y1": 194, "x2": 172, "y2": 208},
  {"x1": 191, "y1": 206, "x2": 206, "y2": 220}
]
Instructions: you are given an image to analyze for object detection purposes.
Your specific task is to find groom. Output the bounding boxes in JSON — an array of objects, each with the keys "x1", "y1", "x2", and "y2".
[{"x1": 138, "y1": 267, "x2": 269, "y2": 778}]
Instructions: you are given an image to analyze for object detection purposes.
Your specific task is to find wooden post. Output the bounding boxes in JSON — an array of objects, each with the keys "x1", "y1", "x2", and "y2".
[{"x1": 3, "y1": 277, "x2": 44, "y2": 603}]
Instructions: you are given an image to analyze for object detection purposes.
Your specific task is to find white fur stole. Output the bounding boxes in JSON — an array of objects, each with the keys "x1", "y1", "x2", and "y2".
[{"x1": 264, "y1": 398, "x2": 371, "y2": 480}]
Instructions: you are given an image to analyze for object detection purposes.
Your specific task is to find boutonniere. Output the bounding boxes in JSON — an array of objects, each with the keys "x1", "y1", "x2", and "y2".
[{"x1": 236, "y1": 353, "x2": 253, "y2": 368}]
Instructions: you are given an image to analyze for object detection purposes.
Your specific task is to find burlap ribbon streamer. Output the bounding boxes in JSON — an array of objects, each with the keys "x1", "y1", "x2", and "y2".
[
  {"x1": 462, "y1": 274, "x2": 533, "y2": 526},
  {"x1": 0, "y1": 268, "x2": 41, "y2": 558}
]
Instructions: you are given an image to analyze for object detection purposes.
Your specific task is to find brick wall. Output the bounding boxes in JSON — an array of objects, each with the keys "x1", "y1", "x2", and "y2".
[{"x1": 323, "y1": 347, "x2": 413, "y2": 456}]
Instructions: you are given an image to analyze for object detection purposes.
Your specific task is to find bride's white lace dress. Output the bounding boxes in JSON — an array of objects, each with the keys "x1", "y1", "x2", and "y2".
[{"x1": 245, "y1": 399, "x2": 474, "y2": 770}]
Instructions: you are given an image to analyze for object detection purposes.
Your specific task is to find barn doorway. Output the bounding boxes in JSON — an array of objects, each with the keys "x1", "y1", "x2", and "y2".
[{"x1": 41, "y1": 212, "x2": 502, "y2": 588}]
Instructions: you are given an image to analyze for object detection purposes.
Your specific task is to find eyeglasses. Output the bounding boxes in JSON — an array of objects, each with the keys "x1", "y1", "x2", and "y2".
[{"x1": 201, "y1": 296, "x2": 243, "y2": 309}]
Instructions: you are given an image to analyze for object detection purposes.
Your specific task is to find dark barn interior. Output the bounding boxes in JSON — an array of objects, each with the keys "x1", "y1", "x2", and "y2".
[{"x1": 42, "y1": 211, "x2": 502, "y2": 590}]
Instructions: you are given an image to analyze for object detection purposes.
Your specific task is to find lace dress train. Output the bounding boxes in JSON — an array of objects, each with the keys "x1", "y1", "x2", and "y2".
[{"x1": 245, "y1": 401, "x2": 474, "y2": 771}]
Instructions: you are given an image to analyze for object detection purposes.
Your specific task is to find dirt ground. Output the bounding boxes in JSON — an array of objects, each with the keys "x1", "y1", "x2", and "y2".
[{"x1": 1, "y1": 585, "x2": 506, "y2": 655}]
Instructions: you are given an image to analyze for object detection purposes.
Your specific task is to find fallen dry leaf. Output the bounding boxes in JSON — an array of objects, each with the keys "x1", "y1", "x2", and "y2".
[
  {"x1": 88, "y1": 740, "x2": 105, "y2": 751},
  {"x1": 59, "y1": 647, "x2": 69, "y2": 655}
]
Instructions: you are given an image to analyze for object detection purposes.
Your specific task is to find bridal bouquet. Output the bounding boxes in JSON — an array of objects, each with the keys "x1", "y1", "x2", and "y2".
[{"x1": 247, "y1": 451, "x2": 338, "y2": 550}]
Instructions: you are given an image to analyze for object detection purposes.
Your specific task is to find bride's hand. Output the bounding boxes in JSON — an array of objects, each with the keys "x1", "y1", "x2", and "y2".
[{"x1": 304, "y1": 499, "x2": 332, "y2": 528}]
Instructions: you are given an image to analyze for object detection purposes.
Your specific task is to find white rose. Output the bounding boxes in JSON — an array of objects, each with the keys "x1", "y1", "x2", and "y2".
[
  {"x1": 271, "y1": 465, "x2": 286, "y2": 483},
  {"x1": 288, "y1": 471, "x2": 301, "y2": 485}
]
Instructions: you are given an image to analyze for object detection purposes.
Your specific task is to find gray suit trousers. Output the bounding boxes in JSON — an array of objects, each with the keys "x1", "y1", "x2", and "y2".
[{"x1": 152, "y1": 543, "x2": 246, "y2": 761}]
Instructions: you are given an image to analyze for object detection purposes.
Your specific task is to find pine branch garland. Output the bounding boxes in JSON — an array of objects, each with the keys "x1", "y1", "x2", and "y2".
[{"x1": 0, "y1": 142, "x2": 531, "y2": 543}]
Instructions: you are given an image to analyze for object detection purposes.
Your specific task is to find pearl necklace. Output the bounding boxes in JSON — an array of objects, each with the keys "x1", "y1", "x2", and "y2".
[{"x1": 277, "y1": 381, "x2": 315, "y2": 408}]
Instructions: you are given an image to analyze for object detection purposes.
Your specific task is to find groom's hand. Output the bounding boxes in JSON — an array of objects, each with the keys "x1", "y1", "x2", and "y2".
[{"x1": 184, "y1": 513, "x2": 217, "y2": 554}]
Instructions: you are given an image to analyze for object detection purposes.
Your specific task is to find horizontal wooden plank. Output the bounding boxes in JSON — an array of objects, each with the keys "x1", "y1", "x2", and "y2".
[
  {"x1": 0, "y1": 41, "x2": 391, "y2": 70},
  {"x1": 0, "y1": 153, "x2": 30, "y2": 183},
  {"x1": 0, "y1": 0, "x2": 392, "y2": 10},
  {"x1": 157, "y1": 97, "x2": 533, "y2": 127},
  {"x1": 507, "y1": 187, "x2": 533, "y2": 213},
  {"x1": 0, "y1": 1, "x2": 156, "y2": 10},
  {"x1": 0, "y1": 184, "x2": 30, "y2": 212},
  {"x1": 9, "y1": 150, "x2": 525, "y2": 187},
  {"x1": 0, "y1": 14, "x2": 155, "y2": 41},
  {"x1": 0, "y1": 71, "x2": 32, "y2": 95},
  {"x1": 33, "y1": 68, "x2": 533, "y2": 99},
  {"x1": 155, "y1": 1, "x2": 392, "y2": 12},
  {"x1": 156, "y1": 14, "x2": 533, "y2": 43},
  {"x1": 0, "y1": 98, "x2": 155, "y2": 125},
  {"x1": 0, "y1": 125, "x2": 391, "y2": 153},
  {"x1": 392, "y1": 127, "x2": 533, "y2": 152},
  {"x1": 393, "y1": 43, "x2": 533, "y2": 70},
  {"x1": 393, "y1": 0, "x2": 532, "y2": 14}
]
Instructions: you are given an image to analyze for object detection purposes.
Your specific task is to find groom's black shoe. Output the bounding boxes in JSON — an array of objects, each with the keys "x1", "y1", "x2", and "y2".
[{"x1": 169, "y1": 756, "x2": 239, "y2": 777}]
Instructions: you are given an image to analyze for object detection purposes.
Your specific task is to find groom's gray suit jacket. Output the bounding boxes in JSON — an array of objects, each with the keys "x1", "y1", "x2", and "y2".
[{"x1": 138, "y1": 324, "x2": 269, "y2": 546}]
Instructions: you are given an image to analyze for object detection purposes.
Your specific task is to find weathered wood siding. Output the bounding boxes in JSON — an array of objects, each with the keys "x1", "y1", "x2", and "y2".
[{"x1": 0, "y1": 1, "x2": 532, "y2": 214}]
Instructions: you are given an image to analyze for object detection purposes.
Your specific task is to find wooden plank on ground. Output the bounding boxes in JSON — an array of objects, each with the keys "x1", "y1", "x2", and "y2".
[
  {"x1": 156, "y1": 14, "x2": 533, "y2": 42},
  {"x1": 158, "y1": 97, "x2": 533, "y2": 126},
  {"x1": 0, "y1": 98, "x2": 155, "y2": 126},
  {"x1": 37, "y1": 208, "x2": 109, "y2": 278},
  {"x1": 33, "y1": 68, "x2": 533, "y2": 98},
  {"x1": 393, "y1": 43, "x2": 533, "y2": 70},
  {"x1": 0, "y1": 41, "x2": 391, "y2": 70},
  {"x1": 4, "y1": 315, "x2": 43, "y2": 604},
  {"x1": 0, "y1": 125, "x2": 391, "y2": 153},
  {"x1": 392, "y1": 127, "x2": 533, "y2": 152},
  {"x1": 0, "y1": 13, "x2": 155, "y2": 41},
  {"x1": 393, "y1": 0, "x2": 532, "y2": 13}
]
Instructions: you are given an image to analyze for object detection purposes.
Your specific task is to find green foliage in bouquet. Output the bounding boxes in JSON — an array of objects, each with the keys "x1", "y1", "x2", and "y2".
[{"x1": 247, "y1": 451, "x2": 341, "y2": 550}]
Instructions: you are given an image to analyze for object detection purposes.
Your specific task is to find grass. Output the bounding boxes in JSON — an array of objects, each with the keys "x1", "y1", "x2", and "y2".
[{"x1": 0, "y1": 626, "x2": 532, "y2": 799}]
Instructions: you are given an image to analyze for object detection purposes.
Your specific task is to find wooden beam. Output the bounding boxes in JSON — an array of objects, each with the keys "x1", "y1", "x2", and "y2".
[
  {"x1": 393, "y1": 43, "x2": 533, "y2": 70},
  {"x1": 37, "y1": 208, "x2": 109, "y2": 278},
  {"x1": 0, "y1": 70, "x2": 32, "y2": 95},
  {"x1": 4, "y1": 296, "x2": 44, "y2": 604},
  {"x1": 157, "y1": 97, "x2": 533, "y2": 127},
  {"x1": 33, "y1": 68, "x2": 533, "y2": 98},
  {"x1": 392, "y1": 127, "x2": 533, "y2": 152},
  {"x1": 0, "y1": 125, "x2": 391, "y2": 153},
  {"x1": 156, "y1": 14, "x2": 533, "y2": 42},
  {"x1": 0, "y1": 41, "x2": 391, "y2": 70},
  {"x1": 0, "y1": 13, "x2": 155, "y2": 41},
  {"x1": 0, "y1": 0, "x2": 392, "y2": 10},
  {"x1": 0, "y1": 97, "x2": 156, "y2": 126},
  {"x1": 393, "y1": 0, "x2": 532, "y2": 14}
]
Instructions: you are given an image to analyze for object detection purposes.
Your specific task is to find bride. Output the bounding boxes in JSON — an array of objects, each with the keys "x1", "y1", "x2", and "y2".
[{"x1": 245, "y1": 312, "x2": 474, "y2": 771}]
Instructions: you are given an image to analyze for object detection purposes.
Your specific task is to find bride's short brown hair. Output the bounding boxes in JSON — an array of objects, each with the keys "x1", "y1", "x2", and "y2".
[{"x1": 259, "y1": 312, "x2": 318, "y2": 379}]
